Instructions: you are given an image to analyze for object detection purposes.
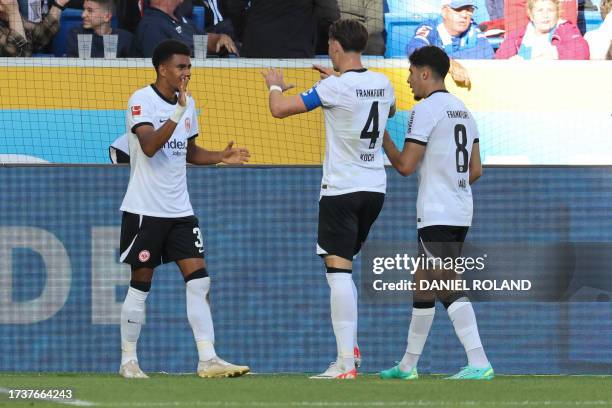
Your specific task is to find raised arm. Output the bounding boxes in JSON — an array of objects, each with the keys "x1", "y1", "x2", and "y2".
[
  {"x1": 261, "y1": 68, "x2": 308, "y2": 119},
  {"x1": 134, "y1": 77, "x2": 190, "y2": 157}
]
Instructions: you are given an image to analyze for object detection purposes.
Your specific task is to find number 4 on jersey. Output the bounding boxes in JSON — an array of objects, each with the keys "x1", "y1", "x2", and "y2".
[{"x1": 360, "y1": 102, "x2": 379, "y2": 149}]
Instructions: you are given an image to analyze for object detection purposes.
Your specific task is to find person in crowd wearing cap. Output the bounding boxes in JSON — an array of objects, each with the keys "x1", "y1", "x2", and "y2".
[
  {"x1": 404, "y1": 0, "x2": 493, "y2": 88},
  {"x1": 405, "y1": 0, "x2": 494, "y2": 59}
]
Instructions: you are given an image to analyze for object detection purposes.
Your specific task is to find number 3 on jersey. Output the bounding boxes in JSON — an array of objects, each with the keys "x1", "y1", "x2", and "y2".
[
  {"x1": 193, "y1": 227, "x2": 204, "y2": 253},
  {"x1": 360, "y1": 102, "x2": 379, "y2": 149}
]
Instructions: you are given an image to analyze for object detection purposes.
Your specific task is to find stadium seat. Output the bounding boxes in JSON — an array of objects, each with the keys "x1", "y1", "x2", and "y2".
[
  {"x1": 52, "y1": 8, "x2": 118, "y2": 57},
  {"x1": 385, "y1": 14, "x2": 436, "y2": 57},
  {"x1": 191, "y1": 6, "x2": 206, "y2": 32}
]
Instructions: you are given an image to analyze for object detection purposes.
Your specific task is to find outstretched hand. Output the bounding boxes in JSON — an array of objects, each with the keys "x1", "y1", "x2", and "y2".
[
  {"x1": 260, "y1": 68, "x2": 295, "y2": 91},
  {"x1": 221, "y1": 141, "x2": 250, "y2": 165}
]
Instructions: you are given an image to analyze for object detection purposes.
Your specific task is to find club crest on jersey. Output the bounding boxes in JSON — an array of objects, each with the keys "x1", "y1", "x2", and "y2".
[
  {"x1": 131, "y1": 105, "x2": 142, "y2": 117},
  {"x1": 138, "y1": 250, "x2": 150, "y2": 262},
  {"x1": 176, "y1": 26, "x2": 182, "y2": 34},
  {"x1": 185, "y1": 117, "x2": 191, "y2": 133}
]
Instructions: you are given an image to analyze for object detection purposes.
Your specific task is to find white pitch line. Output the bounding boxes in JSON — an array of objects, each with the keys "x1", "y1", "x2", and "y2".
[
  {"x1": 85, "y1": 400, "x2": 612, "y2": 408},
  {"x1": 0, "y1": 387, "x2": 95, "y2": 406}
]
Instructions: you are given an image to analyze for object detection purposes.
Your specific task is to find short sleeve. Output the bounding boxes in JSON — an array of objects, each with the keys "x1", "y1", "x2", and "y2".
[
  {"x1": 473, "y1": 121, "x2": 480, "y2": 144},
  {"x1": 405, "y1": 103, "x2": 436, "y2": 145},
  {"x1": 314, "y1": 76, "x2": 339, "y2": 108},
  {"x1": 300, "y1": 76, "x2": 339, "y2": 111},
  {"x1": 127, "y1": 92, "x2": 154, "y2": 134}
]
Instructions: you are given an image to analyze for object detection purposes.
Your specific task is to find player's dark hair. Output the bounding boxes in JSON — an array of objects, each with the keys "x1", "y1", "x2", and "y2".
[
  {"x1": 87, "y1": 0, "x2": 114, "y2": 13},
  {"x1": 408, "y1": 46, "x2": 450, "y2": 80},
  {"x1": 328, "y1": 19, "x2": 368, "y2": 53},
  {"x1": 152, "y1": 40, "x2": 191, "y2": 70}
]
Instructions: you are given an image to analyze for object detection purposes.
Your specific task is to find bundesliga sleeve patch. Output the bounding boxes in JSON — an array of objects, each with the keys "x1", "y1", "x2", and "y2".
[{"x1": 131, "y1": 105, "x2": 142, "y2": 117}]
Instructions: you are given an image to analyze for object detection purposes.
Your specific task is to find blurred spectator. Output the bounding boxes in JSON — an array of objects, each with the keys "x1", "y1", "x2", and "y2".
[
  {"x1": 495, "y1": 0, "x2": 589, "y2": 59},
  {"x1": 175, "y1": 0, "x2": 192, "y2": 18},
  {"x1": 314, "y1": 0, "x2": 340, "y2": 55},
  {"x1": 486, "y1": 0, "x2": 504, "y2": 19},
  {"x1": 1, "y1": 0, "x2": 68, "y2": 56},
  {"x1": 17, "y1": 0, "x2": 83, "y2": 20},
  {"x1": 405, "y1": 0, "x2": 495, "y2": 59},
  {"x1": 113, "y1": 0, "x2": 191, "y2": 33},
  {"x1": 584, "y1": 0, "x2": 611, "y2": 59},
  {"x1": 338, "y1": 0, "x2": 384, "y2": 55},
  {"x1": 66, "y1": 0, "x2": 132, "y2": 57},
  {"x1": 199, "y1": 0, "x2": 239, "y2": 41},
  {"x1": 114, "y1": 0, "x2": 142, "y2": 32},
  {"x1": 131, "y1": 0, "x2": 237, "y2": 57},
  {"x1": 17, "y1": 0, "x2": 47, "y2": 21},
  {"x1": 239, "y1": 0, "x2": 340, "y2": 58},
  {"x1": 504, "y1": 0, "x2": 577, "y2": 34}
]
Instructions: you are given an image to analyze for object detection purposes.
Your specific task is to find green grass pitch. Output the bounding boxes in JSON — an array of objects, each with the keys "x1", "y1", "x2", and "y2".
[{"x1": 1, "y1": 373, "x2": 611, "y2": 407}]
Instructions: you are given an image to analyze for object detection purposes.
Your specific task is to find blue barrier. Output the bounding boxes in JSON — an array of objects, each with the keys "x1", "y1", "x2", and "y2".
[{"x1": 0, "y1": 166, "x2": 611, "y2": 374}]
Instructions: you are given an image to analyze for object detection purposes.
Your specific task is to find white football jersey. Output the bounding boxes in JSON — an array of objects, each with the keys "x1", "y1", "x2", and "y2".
[
  {"x1": 301, "y1": 69, "x2": 396, "y2": 196},
  {"x1": 406, "y1": 90, "x2": 479, "y2": 228},
  {"x1": 120, "y1": 85, "x2": 199, "y2": 218}
]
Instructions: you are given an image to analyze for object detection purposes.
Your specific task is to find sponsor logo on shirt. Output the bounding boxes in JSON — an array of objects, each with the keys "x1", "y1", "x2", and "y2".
[
  {"x1": 164, "y1": 139, "x2": 188, "y2": 157},
  {"x1": 131, "y1": 105, "x2": 142, "y2": 116}
]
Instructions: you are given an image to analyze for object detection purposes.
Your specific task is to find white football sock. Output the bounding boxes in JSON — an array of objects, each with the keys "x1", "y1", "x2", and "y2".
[
  {"x1": 447, "y1": 298, "x2": 489, "y2": 368},
  {"x1": 399, "y1": 306, "x2": 435, "y2": 372},
  {"x1": 120, "y1": 286, "x2": 148, "y2": 365},
  {"x1": 326, "y1": 273, "x2": 356, "y2": 371},
  {"x1": 351, "y1": 278, "x2": 359, "y2": 350},
  {"x1": 186, "y1": 277, "x2": 217, "y2": 362}
]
